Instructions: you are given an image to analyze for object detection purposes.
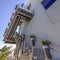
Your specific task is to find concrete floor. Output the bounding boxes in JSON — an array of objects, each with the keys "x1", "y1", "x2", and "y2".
[{"x1": 20, "y1": 54, "x2": 30, "y2": 60}]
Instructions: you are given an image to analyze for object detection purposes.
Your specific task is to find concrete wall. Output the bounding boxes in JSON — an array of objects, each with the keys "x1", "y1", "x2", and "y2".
[{"x1": 23, "y1": 0, "x2": 60, "y2": 58}]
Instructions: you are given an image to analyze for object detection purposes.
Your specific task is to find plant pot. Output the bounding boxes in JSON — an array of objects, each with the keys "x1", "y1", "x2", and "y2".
[
  {"x1": 30, "y1": 38, "x2": 35, "y2": 40},
  {"x1": 43, "y1": 45, "x2": 48, "y2": 49},
  {"x1": 30, "y1": 38, "x2": 35, "y2": 46},
  {"x1": 30, "y1": 35, "x2": 35, "y2": 46},
  {"x1": 32, "y1": 39, "x2": 35, "y2": 46},
  {"x1": 43, "y1": 45, "x2": 51, "y2": 59}
]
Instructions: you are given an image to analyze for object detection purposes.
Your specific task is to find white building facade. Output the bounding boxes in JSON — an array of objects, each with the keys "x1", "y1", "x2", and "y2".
[{"x1": 21, "y1": 0, "x2": 60, "y2": 60}]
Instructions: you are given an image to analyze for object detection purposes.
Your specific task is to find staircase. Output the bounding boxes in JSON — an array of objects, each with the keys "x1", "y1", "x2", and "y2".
[
  {"x1": 33, "y1": 48, "x2": 45, "y2": 60},
  {"x1": 24, "y1": 43, "x2": 45, "y2": 60}
]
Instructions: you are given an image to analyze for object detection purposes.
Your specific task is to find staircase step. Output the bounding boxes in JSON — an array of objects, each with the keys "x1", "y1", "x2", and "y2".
[{"x1": 33, "y1": 48, "x2": 45, "y2": 60}]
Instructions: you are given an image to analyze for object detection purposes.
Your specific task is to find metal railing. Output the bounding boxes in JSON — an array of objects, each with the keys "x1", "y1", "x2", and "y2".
[
  {"x1": 15, "y1": 4, "x2": 34, "y2": 14},
  {"x1": 50, "y1": 43, "x2": 60, "y2": 60}
]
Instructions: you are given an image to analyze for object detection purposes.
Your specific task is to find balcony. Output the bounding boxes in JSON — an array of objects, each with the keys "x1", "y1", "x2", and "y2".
[
  {"x1": 3, "y1": 38, "x2": 16, "y2": 44},
  {"x1": 3, "y1": 4, "x2": 34, "y2": 44},
  {"x1": 3, "y1": 16, "x2": 20, "y2": 42},
  {"x1": 15, "y1": 5, "x2": 34, "y2": 20},
  {"x1": 3, "y1": 28, "x2": 9, "y2": 38}
]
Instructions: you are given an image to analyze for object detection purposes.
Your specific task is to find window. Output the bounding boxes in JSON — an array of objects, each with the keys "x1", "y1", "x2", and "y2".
[{"x1": 41, "y1": 0, "x2": 56, "y2": 9}]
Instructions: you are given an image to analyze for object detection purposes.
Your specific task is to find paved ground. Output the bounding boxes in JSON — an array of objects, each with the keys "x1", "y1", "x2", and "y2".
[{"x1": 20, "y1": 54, "x2": 30, "y2": 60}]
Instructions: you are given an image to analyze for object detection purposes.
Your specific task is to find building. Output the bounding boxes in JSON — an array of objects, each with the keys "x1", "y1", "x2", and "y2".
[{"x1": 3, "y1": 0, "x2": 60, "y2": 60}]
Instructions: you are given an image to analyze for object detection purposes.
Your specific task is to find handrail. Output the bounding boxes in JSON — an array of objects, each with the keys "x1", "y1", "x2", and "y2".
[{"x1": 49, "y1": 43, "x2": 60, "y2": 60}]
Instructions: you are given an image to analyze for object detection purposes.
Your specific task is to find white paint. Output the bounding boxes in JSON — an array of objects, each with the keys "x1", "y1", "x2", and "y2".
[
  {"x1": 21, "y1": 0, "x2": 60, "y2": 58},
  {"x1": 43, "y1": 45, "x2": 48, "y2": 49}
]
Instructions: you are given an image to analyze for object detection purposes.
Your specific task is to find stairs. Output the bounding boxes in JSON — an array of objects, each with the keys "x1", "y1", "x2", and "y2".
[
  {"x1": 19, "y1": 48, "x2": 45, "y2": 60},
  {"x1": 33, "y1": 48, "x2": 45, "y2": 60},
  {"x1": 24, "y1": 44, "x2": 45, "y2": 60}
]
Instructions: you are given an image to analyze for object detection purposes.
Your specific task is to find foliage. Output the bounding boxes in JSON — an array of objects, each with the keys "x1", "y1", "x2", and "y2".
[
  {"x1": 41, "y1": 40, "x2": 52, "y2": 46},
  {"x1": 0, "y1": 45, "x2": 12, "y2": 60},
  {"x1": 16, "y1": 32, "x2": 25, "y2": 38},
  {"x1": 16, "y1": 32, "x2": 22, "y2": 38},
  {"x1": 30, "y1": 34, "x2": 35, "y2": 38}
]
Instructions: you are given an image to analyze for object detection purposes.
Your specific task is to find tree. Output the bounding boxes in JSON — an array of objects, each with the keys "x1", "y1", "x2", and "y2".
[{"x1": 0, "y1": 45, "x2": 12, "y2": 60}]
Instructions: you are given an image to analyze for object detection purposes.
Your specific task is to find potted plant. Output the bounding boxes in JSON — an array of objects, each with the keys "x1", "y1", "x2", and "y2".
[
  {"x1": 41, "y1": 40, "x2": 52, "y2": 59},
  {"x1": 30, "y1": 34, "x2": 35, "y2": 40},
  {"x1": 30, "y1": 34, "x2": 35, "y2": 46},
  {"x1": 41, "y1": 40, "x2": 51, "y2": 47}
]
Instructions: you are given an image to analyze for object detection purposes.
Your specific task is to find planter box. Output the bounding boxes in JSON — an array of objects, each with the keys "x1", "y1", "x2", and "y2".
[
  {"x1": 30, "y1": 38, "x2": 35, "y2": 41},
  {"x1": 43, "y1": 46, "x2": 51, "y2": 59},
  {"x1": 30, "y1": 38, "x2": 35, "y2": 46}
]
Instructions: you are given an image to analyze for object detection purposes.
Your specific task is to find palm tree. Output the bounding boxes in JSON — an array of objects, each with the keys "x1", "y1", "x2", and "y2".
[{"x1": 0, "y1": 45, "x2": 12, "y2": 60}]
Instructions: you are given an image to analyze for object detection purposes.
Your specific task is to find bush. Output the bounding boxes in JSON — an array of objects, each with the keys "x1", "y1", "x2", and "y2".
[
  {"x1": 41, "y1": 40, "x2": 52, "y2": 46},
  {"x1": 30, "y1": 34, "x2": 35, "y2": 38}
]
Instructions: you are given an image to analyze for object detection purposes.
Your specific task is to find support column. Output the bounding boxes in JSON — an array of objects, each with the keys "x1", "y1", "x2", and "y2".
[
  {"x1": 15, "y1": 26, "x2": 22, "y2": 60},
  {"x1": 16, "y1": 39, "x2": 20, "y2": 60},
  {"x1": 32, "y1": 46, "x2": 34, "y2": 60}
]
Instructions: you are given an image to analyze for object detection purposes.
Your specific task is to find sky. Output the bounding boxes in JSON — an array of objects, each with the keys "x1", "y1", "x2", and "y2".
[{"x1": 0, "y1": 0, "x2": 29, "y2": 49}]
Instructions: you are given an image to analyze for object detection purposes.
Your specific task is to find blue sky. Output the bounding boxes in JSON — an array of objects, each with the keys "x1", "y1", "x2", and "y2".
[{"x1": 0, "y1": 0, "x2": 29, "y2": 48}]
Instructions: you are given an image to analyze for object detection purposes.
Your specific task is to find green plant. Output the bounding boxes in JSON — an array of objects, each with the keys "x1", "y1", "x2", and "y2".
[
  {"x1": 30, "y1": 34, "x2": 35, "y2": 38},
  {"x1": 0, "y1": 45, "x2": 12, "y2": 60},
  {"x1": 16, "y1": 32, "x2": 22, "y2": 38},
  {"x1": 41, "y1": 40, "x2": 52, "y2": 46}
]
